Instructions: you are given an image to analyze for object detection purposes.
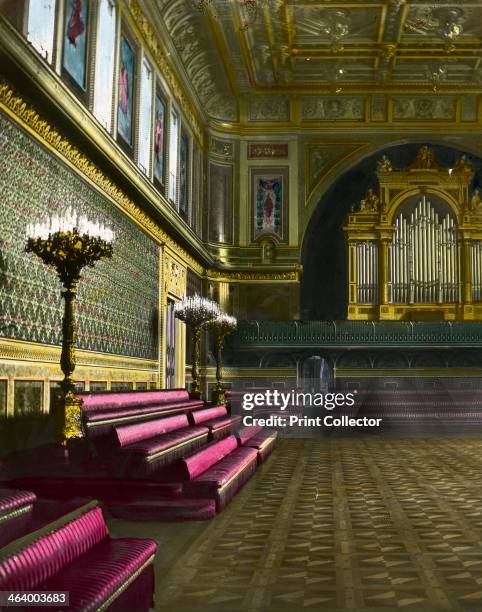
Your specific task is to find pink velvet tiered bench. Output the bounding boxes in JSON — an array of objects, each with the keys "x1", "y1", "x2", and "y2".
[
  {"x1": 1, "y1": 389, "x2": 278, "y2": 521},
  {"x1": 190, "y1": 405, "x2": 242, "y2": 440},
  {"x1": 79, "y1": 389, "x2": 204, "y2": 438},
  {"x1": 236, "y1": 425, "x2": 278, "y2": 462},
  {"x1": 111, "y1": 414, "x2": 210, "y2": 476},
  {"x1": 0, "y1": 500, "x2": 157, "y2": 611},
  {"x1": 176, "y1": 435, "x2": 258, "y2": 510}
]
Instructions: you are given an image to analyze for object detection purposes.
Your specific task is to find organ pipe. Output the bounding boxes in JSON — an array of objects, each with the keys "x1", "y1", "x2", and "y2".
[
  {"x1": 356, "y1": 241, "x2": 378, "y2": 304},
  {"x1": 383, "y1": 196, "x2": 458, "y2": 304},
  {"x1": 472, "y1": 242, "x2": 482, "y2": 302}
]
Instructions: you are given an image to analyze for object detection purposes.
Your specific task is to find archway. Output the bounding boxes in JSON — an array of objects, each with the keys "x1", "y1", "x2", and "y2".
[
  {"x1": 300, "y1": 354, "x2": 332, "y2": 392},
  {"x1": 300, "y1": 143, "x2": 482, "y2": 320}
]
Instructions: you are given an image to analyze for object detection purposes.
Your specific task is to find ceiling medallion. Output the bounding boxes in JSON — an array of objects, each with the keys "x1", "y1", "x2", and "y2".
[
  {"x1": 437, "y1": 7, "x2": 464, "y2": 52},
  {"x1": 405, "y1": 6, "x2": 464, "y2": 52},
  {"x1": 425, "y1": 61, "x2": 448, "y2": 93},
  {"x1": 325, "y1": 61, "x2": 346, "y2": 93},
  {"x1": 320, "y1": 9, "x2": 350, "y2": 53}
]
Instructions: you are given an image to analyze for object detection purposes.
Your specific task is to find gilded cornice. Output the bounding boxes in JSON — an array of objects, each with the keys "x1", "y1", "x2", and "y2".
[
  {"x1": 0, "y1": 81, "x2": 204, "y2": 275},
  {"x1": 207, "y1": 268, "x2": 302, "y2": 282},
  {"x1": 124, "y1": 0, "x2": 203, "y2": 141},
  {"x1": 0, "y1": 338, "x2": 158, "y2": 370}
]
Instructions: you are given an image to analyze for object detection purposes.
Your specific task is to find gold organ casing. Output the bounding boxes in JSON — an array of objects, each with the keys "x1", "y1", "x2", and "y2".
[{"x1": 343, "y1": 147, "x2": 482, "y2": 321}]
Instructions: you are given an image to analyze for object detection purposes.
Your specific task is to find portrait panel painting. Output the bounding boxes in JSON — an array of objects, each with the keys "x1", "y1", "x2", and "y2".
[
  {"x1": 153, "y1": 92, "x2": 166, "y2": 186},
  {"x1": 179, "y1": 131, "x2": 189, "y2": 215},
  {"x1": 251, "y1": 168, "x2": 288, "y2": 243},
  {"x1": 117, "y1": 36, "x2": 135, "y2": 146},
  {"x1": 62, "y1": 0, "x2": 89, "y2": 90}
]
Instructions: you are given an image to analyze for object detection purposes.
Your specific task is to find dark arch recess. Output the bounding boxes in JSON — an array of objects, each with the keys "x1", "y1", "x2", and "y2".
[{"x1": 300, "y1": 142, "x2": 482, "y2": 320}]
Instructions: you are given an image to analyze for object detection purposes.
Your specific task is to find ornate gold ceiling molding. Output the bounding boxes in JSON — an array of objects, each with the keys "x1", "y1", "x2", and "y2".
[
  {"x1": 0, "y1": 80, "x2": 204, "y2": 275},
  {"x1": 163, "y1": 0, "x2": 482, "y2": 108},
  {"x1": 124, "y1": 0, "x2": 203, "y2": 140},
  {"x1": 156, "y1": 0, "x2": 238, "y2": 122},
  {"x1": 305, "y1": 141, "x2": 369, "y2": 203}
]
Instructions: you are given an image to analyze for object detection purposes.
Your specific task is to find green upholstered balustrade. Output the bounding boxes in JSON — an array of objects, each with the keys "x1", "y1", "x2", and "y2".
[{"x1": 227, "y1": 321, "x2": 482, "y2": 349}]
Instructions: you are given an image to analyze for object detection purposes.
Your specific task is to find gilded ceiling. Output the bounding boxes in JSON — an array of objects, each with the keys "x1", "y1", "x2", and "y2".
[{"x1": 151, "y1": 1, "x2": 482, "y2": 123}]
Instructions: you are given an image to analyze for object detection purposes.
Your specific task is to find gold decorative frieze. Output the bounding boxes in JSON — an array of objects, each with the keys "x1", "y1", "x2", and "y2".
[
  {"x1": 0, "y1": 338, "x2": 157, "y2": 370},
  {"x1": 247, "y1": 143, "x2": 289, "y2": 159},
  {"x1": 392, "y1": 96, "x2": 457, "y2": 121},
  {"x1": 248, "y1": 96, "x2": 290, "y2": 122},
  {"x1": 0, "y1": 81, "x2": 204, "y2": 276},
  {"x1": 210, "y1": 137, "x2": 235, "y2": 159},
  {"x1": 207, "y1": 268, "x2": 301, "y2": 282},
  {"x1": 302, "y1": 97, "x2": 365, "y2": 122}
]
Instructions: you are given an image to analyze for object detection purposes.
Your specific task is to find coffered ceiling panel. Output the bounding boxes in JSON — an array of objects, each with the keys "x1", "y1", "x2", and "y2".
[
  {"x1": 292, "y1": 5, "x2": 383, "y2": 46},
  {"x1": 149, "y1": 0, "x2": 482, "y2": 123}
]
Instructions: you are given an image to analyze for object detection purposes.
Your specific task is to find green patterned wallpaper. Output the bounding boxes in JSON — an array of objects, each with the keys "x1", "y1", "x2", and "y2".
[{"x1": 0, "y1": 111, "x2": 159, "y2": 360}]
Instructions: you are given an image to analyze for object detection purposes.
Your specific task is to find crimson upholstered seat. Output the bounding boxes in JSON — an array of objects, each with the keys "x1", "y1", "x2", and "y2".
[
  {"x1": 125, "y1": 427, "x2": 208, "y2": 457},
  {"x1": 190, "y1": 405, "x2": 242, "y2": 439},
  {"x1": 79, "y1": 389, "x2": 190, "y2": 411},
  {"x1": 112, "y1": 414, "x2": 210, "y2": 475},
  {"x1": 243, "y1": 430, "x2": 278, "y2": 462},
  {"x1": 0, "y1": 500, "x2": 157, "y2": 611},
  {"x1": 170, "y1": 435, "x2": 239, "y2": 482},
  {"x1": 40, "y1": 537, "x2": 156, "y2": 611},
  {"x1": 183, "y1": 446, "x2": 258, "y2": 511},
  {"x1": 235, "y1": 424, "x2": 263, "y2": 446},
  {"x1": 79, "y1": 389, "x2": 204, "y2": 437},
  {"x1": 0, "y1": 488, "x2": 36, "y2": 546}
]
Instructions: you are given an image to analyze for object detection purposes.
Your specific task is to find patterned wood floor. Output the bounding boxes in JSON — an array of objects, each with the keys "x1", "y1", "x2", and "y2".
[{"x1": 109, "y1": 438, "x2": 482, "y2": 611}]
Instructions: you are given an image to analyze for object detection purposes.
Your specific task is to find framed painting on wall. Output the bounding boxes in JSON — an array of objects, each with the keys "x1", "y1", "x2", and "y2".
[
  {"x1": 250, "y1": 167, "x2": 288, "y2": 243},
  {"x1": 153, "y1": 89, "x2": 166, "y2": 189},
  {"x1": 117, "y1": 35, "x2": 135, "y2": 148},
  {"x1": 179, "y1": 130, "x2": 189, "y2": 217},
  {"x1": 62, "y1": 0, "x2": 89, "y2": 92}
]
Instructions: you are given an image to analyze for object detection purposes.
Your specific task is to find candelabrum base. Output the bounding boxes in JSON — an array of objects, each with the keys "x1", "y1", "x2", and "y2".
[
  {"x1": 51, "y1": 387, "x2": 84, "y2": 446},
  {"x1": 211, "y1": 387, "x2": 226, "y2": 406},
  {"x1": 190, "y1": 385, "x2": 202, "y2": 400}
]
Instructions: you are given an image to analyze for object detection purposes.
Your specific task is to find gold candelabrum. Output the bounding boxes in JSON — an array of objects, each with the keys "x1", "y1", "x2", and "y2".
[
  {"x1": 174, "y1": 295, "x2": 220, "y2": 399},
  {"x1": 25, "y1": 210, "x2": 114, "y2": 445},
  {"x1": 206, "y1": 314, "x2": 237, "y2": 405}
]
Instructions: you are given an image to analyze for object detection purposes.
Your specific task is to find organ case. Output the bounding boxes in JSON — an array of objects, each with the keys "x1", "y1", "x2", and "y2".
[{"x1": 344, "y1": 147, "x2": 482, "y2": 321}]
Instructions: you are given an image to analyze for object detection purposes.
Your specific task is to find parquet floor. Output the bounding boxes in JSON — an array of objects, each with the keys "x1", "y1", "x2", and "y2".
[{"x1": 110, "y1": 438, "x2": 482, "y2": 611}]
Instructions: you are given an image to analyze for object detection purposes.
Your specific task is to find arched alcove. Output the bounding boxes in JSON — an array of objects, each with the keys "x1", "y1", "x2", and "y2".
[{"x1": 300, "y1": 143, "x2": 482, "y2": 320}]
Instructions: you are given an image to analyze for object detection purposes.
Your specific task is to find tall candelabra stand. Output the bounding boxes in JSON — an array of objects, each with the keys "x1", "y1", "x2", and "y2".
[
  {"x1": 206, "y1": 313, "x2": 237, "y2": 405},
  {"x1": 174, "y1": 295, "x2": 220, "y2": 399},
  {"x1": 25, "y1": 209, "x2": 114, "y2": 445}
]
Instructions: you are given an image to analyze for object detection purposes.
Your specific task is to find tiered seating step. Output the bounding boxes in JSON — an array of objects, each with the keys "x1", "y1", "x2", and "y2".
[
  {"x1": 79, "y1": 389, "x2": 204, "y2": 437},
  {"x1": 112, "y1": 414, "x2": 210, "y2": 476},
  {"x1": 235, "y1": 424, "x2": 263, "y2": 445},
  {"x1": 190, "y1": 405, "x2": 242, "y2": 440},
  {"x1": 173, "y1": 435, "x2": 258, "y2": 511},
  {"x1": 0, "y1": 487, "x2": 36, "y2": 546},
  {"x1": 0, "y1": 500, "x2": 157, "y2": 611},
  {"x1": 107, "y1": 497, "x2": 216, "y2": 521},
  {"x1": 4, "y1": 477, "x2": 182, "y2": 502},
  {"x1": 244, "y1": 430, "x2": 278, "y2": 462},
  {"x1": 184, "y1": 446, "x2": 258, "y2": 511}
]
